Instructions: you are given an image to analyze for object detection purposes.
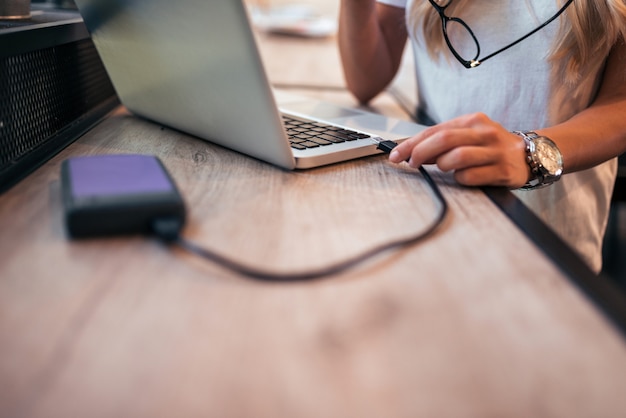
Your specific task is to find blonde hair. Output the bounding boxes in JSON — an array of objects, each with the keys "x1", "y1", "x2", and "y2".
[{"x1": 410, "y1": 0, "x2": 626, "y2": 102}]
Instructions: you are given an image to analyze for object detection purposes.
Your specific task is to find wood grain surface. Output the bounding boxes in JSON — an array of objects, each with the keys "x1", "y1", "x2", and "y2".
[{"x1": 1, "y1": 1, "x2": 626, "y2": 417}]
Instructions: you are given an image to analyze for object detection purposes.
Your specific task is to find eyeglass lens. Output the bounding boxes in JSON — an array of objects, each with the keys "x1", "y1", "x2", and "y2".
[{"x1": 443, "y1": 19, "x2": 479, "y2": 64}]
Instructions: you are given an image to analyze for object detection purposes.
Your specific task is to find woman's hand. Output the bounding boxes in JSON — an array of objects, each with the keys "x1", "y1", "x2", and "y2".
[{"x1": 389, "y1": 113, "x2": 531, "y2": 188}]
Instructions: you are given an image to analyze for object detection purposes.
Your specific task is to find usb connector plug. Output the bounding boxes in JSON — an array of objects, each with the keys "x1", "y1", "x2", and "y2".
[{"x1": 371, "y1": 136, "x2": 400, "y2": 154}]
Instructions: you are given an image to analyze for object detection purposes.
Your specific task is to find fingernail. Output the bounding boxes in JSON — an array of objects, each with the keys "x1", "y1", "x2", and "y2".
[{"x1": 389, "y1": 150, "x2": 400, "y2": 162}]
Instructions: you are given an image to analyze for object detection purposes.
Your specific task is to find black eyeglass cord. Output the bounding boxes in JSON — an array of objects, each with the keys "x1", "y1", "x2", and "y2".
[
  {"x1": 476, "y1": 0, "x2": 575, "y2": 67},
  {"x1": 432, "y1": 0, "x2": 575, "y2": 68}
]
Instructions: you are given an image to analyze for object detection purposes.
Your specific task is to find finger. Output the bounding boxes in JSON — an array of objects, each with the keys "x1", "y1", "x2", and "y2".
[
  {"x1": 453, "y1": 165, "x2": 505, "y2": 187},
  {"x1": 405, "y1": 128, "x2": 487, "y2": 168},
  {"x1": 389, "y1": 113, "x2": 496, "y2": 163},
  {"x1": 389, "y1": 114, "x2": 506, "y2": 165},
  {"x1": 388, "y1": 120, "x2": 464, "y2": 163},
  {"x1": 435, "y1": 146, "x2": 498, "y2": 172},
  {"x1": 453, "y1": 163, "x2": 528, "y2": 188},
  {"x1": 388, "y1": 129, "x2": 432, "y2": 163}
]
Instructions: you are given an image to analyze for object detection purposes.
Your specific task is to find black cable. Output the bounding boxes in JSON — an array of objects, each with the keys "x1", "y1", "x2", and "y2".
[
  {"x1": 153, "y1": 141, "x2": 448, "y2": 281},
  {"x1": 152, "y1": 83, "x2": 447, "y2": 280}
]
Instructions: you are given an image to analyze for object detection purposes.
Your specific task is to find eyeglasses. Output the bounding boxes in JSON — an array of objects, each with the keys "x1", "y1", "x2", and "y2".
[{"x1": 428, "y1": 0, "x2": 575, "y2": 68}]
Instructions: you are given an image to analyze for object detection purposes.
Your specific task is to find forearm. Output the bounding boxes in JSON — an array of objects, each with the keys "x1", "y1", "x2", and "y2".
[
  {"x1": 338, "y1": 1, "x2": 407, "y2": 104},
  {"x1": 539, "y1": 39, "x2": 626, "y2": 174},
  {"x1": 539, "y1": 97, "x2": 626, "y2": 174}
]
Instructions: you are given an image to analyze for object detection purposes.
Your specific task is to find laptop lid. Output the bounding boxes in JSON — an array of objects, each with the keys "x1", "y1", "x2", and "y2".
[{"x1": 73, "y1": 0, "x2": 425, "y2": 169}]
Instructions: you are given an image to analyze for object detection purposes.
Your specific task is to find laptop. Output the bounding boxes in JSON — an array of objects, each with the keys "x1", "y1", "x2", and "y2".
[{"x1": 73, "y1": 0, "x2": 425, "y2": 169}]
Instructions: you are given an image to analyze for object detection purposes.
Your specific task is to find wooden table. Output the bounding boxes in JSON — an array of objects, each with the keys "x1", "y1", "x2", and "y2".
[{"x1": 2, "y1": 3, "x2": 626, "y2": 417}]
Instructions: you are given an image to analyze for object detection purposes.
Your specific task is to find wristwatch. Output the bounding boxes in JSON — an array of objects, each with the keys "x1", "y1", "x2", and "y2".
[{"x1": 513, "y1": 131, "x2": 564, "y2": 190}]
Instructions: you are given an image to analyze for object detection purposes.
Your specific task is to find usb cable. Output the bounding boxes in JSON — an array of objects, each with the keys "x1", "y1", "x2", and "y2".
[{"x1": 153, "y1": 140, "x2": 448, "y2": 281}]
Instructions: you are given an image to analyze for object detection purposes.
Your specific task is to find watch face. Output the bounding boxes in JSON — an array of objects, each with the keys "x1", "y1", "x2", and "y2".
[{"x1": 535, "y1": 138, "x2": 563, "y2": 175}]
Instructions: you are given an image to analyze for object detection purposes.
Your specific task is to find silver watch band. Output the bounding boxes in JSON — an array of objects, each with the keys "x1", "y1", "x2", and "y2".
[
  {"x1": 513, "y1": 131, "x2": 562, "y2": 190},
  {"x1": 514, "y1": 131, "x2": 542, "y2": 189}
]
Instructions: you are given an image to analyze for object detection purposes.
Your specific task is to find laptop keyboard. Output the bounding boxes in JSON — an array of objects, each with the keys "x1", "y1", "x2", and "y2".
[{"x1": 282, "y1": 114, "x2": 372, "y2": 150}]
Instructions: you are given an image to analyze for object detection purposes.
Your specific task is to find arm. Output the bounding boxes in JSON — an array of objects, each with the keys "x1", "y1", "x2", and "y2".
[
  {"x1": 541, "y1": 39, "x2": 626, "y2": 173},
  {"x1": 338, "y1": 1, "x2": 408, "y2": 104},
  {"x1": 388, "y1": 39, "x2": 626, "y2": 188}
]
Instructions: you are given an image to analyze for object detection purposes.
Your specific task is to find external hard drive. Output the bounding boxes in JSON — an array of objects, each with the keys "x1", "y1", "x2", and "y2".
[{"x1": 61, "y1": 154, "x2": 185, "y2": 238}]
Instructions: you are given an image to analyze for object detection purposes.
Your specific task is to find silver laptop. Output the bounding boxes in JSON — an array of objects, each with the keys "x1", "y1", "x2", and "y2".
[{"x1": 73, "y1": 0, "x2": 425, "y2": 169}]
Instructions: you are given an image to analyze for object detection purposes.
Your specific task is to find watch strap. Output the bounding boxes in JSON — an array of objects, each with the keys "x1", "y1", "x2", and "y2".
[{"x1": 513, "y1": 130, "x2": 562, "y2": 190}]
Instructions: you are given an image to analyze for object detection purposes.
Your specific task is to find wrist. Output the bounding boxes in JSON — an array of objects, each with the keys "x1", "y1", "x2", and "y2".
[{"x1": 513, "y1": 131, "x2": 564, "y2": 190}]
